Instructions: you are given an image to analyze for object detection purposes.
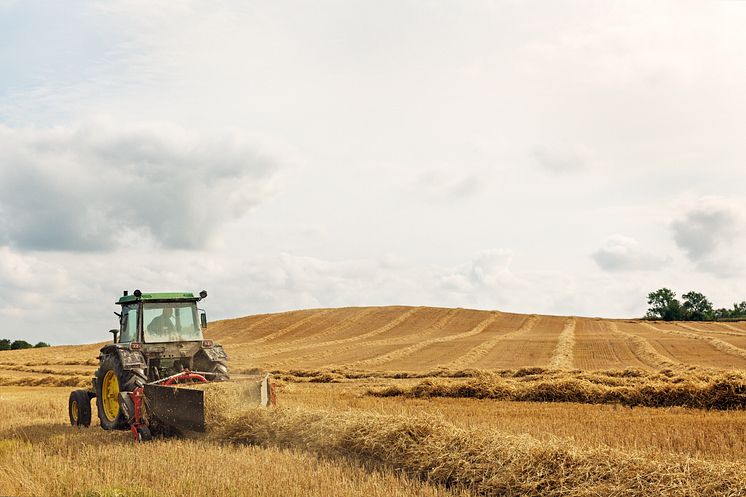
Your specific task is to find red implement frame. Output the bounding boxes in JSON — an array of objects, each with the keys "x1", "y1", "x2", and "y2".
[{"x1": 129, "y1": 370, "x2": 208, "y2": 442}]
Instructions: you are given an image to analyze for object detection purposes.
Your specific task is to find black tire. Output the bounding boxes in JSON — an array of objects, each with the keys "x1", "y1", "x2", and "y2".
[
  {"x1": 211, "y1": 362, "x2": 230, "y2": 381},
  {"x1": 136, "y1": 425, "x2": 152, "y2": 442},
  {"x1": 95, "y1": 354, "x2": 143, "y2": 430},
  {"x1": 68, "y1": 389, "x2": 92, "y2": 427}
]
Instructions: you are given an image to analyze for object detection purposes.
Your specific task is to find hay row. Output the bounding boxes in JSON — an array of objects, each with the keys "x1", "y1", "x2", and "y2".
[
  {"x1": 267, "y1": 307, "x2": 423, "y2": 367},
  {"x1": 0, "y1": 364, "x2": 94, "y2": 376},
  {"x1": 607, "y1": 322, "x2": 681, "y2": 369},
  {"x1": 548, "y1": 317, "x2": 575, "y2": 369},
  {"x1": 446, "y1": 314, "x2": 540, "y2": 370},
  {"x1": 346, "y1": 312, "x2": 498, "y2": 368},
  {"x1": 0, "y1": 374, "x2": 89, "y2": 387},
  {"x1": 722, "y1": 323, "x2": 746, "y2": 334},
  {"x1": 248, "y1": 309, "x2": 333, "y2": 344},
  {"x1": 245, "y1": 308, "x2": 378, "y2": 359},
  {"x1": 368, "y1": 369, "x2": 746, "y2": 410},
  {"x1": 211, "y1": 405, "x2": 746, "y2": 497},
  {"x1": 642, "y1": 322, "x2": 746, "y2": 361},
  {"x1": 675, "y1": 322, "x2": 746, "y2": 337}
]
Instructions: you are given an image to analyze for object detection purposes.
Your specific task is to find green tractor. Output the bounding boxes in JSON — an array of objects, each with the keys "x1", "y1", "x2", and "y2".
[{"x1": 67, "y1": 290, "x2": 267, "y2": 441}]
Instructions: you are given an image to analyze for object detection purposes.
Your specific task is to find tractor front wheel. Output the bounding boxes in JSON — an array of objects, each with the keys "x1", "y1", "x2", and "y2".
[{"x1": 68, "y1": 389, "x2": 92, "y2": 427}]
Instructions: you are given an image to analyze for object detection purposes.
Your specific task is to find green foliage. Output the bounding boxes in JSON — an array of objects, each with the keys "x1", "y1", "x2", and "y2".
[
  {"x1": 0, "y1": 339, "x2": 10, "y2": 351},
  {"x1": 10, "y1": 340, "x2": 33, "y2": 350},
  {"x1": 682, "y1": 291, "x2": 714, "y2": 321},
  {"x1": 646, "y1": 290, "x2": 746, "y2": 322},
  {"x1": 33, "y1": 341, "x2": 50, "y2": 348},
  {"x1": 646, "y1": 288, "x2": 686, "y2": 321},
  {"x1": 732, "y1": 301, "x2": 746, "y2": 318}
]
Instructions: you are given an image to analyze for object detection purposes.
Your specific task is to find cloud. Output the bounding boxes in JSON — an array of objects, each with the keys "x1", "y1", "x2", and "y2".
[
  {"x1": 592, "y1": 235, "x2": 669, "y2": 272},
  {"x1": 406, "y1": 169, "x2": 484, "y2": 202},
  {"x1": 0, "y1": 120, "x2": 281, "y2": 251},
  {"x1": 532, "y1": 145, "x2": 591, "y2": 174},
  {"x1": 671, "y1": 197, "x2": 746, "y2": 276},
  {"x1": 0, "y1": 247, "x2": 71, "y2": 316}
]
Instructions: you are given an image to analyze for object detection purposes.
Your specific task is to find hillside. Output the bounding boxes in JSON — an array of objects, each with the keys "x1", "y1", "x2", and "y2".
[{"x1": 3, "y1": 306, "x2": 746, "y2": 385}]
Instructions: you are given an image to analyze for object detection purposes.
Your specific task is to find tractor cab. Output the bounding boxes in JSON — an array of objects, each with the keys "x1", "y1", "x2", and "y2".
[{"x1": 114, "y1": 290, "x2": 208, "y2": 344}]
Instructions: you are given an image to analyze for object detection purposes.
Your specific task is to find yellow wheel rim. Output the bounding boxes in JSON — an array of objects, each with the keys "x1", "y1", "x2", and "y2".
[
  {"x1": 102, "y1": 370, "x2": 120, "y2": 421},
  {"x1": 71, "y1": 400, "x2": 79, "y2": 422}
]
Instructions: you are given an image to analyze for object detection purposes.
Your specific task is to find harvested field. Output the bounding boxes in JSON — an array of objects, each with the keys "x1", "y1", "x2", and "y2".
[
  {"x1": 7, "y1": 306, "x2": 745, "y2": 373},
  {"x1": 573, "y1": 320, "x2": 650, "y2": 370},
  {"x1": 4, "y1": 306, "x2": 746, "y2": 496}
]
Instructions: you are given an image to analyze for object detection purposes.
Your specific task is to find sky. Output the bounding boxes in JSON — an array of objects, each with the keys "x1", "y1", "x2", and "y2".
[{"x1": 2, "y1": 0, "x2": 746, "y2": 345}]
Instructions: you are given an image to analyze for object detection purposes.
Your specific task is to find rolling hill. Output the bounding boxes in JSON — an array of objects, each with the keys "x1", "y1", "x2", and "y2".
[{"x1": 3, "y1": 306, "x2": 746, "y2": 385}]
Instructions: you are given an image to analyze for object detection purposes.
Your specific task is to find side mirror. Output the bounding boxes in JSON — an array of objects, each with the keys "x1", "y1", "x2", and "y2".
[
  {"x1": 109, "y1": 329, "x2": 119, "y2": 343},
  {"x1": 200, "y1": 312, "x2": 208, "y2": 330}
]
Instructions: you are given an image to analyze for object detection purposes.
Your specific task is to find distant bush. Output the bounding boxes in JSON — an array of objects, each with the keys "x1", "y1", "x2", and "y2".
[
  {"x1": 0, "y1": 339, "x2": 51, "y2": 350},
  {"x1": 10, "y1": 340, "x2": 33, "y2": 350},
  {"x1": 646, "y1": 288, "x2": 745, "y2": 321}
]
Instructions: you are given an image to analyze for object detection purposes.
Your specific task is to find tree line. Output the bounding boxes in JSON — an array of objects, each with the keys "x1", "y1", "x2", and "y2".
[
  {"x1": 0, "y1": 339, "x2": 50, "y2": 350},
  {"x1": 646, "y1": 288, "x2": 746, "y2": 321}
]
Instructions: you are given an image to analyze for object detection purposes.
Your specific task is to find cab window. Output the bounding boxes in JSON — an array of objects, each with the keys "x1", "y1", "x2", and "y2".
[{"x1": 119, "y1": 304, "x2": 139, "y2": 343}]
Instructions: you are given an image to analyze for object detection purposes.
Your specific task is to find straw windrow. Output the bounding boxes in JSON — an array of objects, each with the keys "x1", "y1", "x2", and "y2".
[
  {"x1": 368, "y1": 368, "x2": 746, "y2": 409},
  {"x1": 210, "y1": 405, "x2": 746, "y2": 497}
]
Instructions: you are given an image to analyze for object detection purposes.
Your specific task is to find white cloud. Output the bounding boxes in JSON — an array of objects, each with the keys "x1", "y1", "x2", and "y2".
[
  {"x1": 671, "y1": 197, "x2": 746, "y2": 276},
  {"x1": 532, "y1": 145, "x2": 592, "y2": 174},
  {"x1": 0, "y1": 120, "x2": 282, "y2": 250},
  {"x1": 592, "y1": 234, "x2": 669, "y2": 272},
  {"x1": 408, "y1": 169, "x2": 483, "y2": 202}
]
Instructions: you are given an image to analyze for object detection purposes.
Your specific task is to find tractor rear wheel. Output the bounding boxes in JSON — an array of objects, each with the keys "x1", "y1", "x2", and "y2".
[
  {"x1": 68, "y1": 389, "x2": 92, "y2": 427},
  {"x1": 211, "y1": 362, "x2": 230, "y2": 381},
  {"x1": 95, "y1": 354, "x2": 144, "y2": 430}
]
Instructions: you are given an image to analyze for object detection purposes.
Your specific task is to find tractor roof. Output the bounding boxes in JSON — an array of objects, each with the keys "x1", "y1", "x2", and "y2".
[{"x1": 116, "y1": 292, "x2": 197, "y2": 305}]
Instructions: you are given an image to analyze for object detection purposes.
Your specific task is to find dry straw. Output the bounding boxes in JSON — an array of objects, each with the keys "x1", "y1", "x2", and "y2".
[
  {"x1": 369, "y1": 368, "x2": 746, "y2": 410},
  {"x1": 209, "y1": 402, "x2": 746, "y2": 497}
]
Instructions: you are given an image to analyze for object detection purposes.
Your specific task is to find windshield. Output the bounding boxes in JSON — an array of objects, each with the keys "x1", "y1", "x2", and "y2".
[{"x1": 143, "y1": 302, "x2": 203, "y2": 343}]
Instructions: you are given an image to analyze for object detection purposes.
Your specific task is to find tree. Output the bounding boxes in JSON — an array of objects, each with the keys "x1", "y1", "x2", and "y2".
[
  {"x1": 646, "y1": 288, "x2": 685, "y2": 321},
  {"x1": 714, "y1": 308, "x2": 732, "y2": 320},
  {"x1": 682, "y1": 291, "x2": 714, "y2": 321},
  {"x1": 33, "y1": 342, "x2": 50, "y2": 348},
  {"x1": 10, "y1": 340, "x2": 33, "y2": 350},
  {"x1": 732, "y1": 301, "x2": 746, "y2": 319},
  {"x1": 0, "y1": 339, "x2": 10, "y2": 351}
]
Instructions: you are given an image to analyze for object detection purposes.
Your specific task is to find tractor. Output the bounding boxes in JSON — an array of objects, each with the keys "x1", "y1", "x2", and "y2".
[{"x1": 67, "y1": 290, "x2": 272, "y2": 441}]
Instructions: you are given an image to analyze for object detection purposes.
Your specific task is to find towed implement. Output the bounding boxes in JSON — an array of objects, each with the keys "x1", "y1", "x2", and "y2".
[{"x1": 68, "y1": 289, "x2": 274, "y2": 441}]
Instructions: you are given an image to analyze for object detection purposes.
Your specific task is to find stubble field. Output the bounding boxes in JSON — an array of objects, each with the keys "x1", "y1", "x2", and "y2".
[{"x1": 2, "y1": 306, "x2": 746, "y2": 496}]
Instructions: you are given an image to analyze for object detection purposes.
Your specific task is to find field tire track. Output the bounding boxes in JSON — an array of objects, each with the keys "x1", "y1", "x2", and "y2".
[
  {"x1": 246, "y1": 308, "x2": 378, "y2": 359},
  {"x1": 641, "y1": 322, "x2": 746, "y2": 361},
  {"x1": 606, "y1": 322, "x2": 681, "y2": 369},
  {"x1": 675, "y1": 322, "x2": 746, "y2": 337},
  {"x1": 445, "y1": 315, "x2": 540, "y2": 370},
  {"x1": 722, "y1": 323, "x2": 746, "y2": 334},
  {"x1": 220, "y1": 312, "x2": 284, "y2": 341},
  {"x1": 346, "y1": 312, "x2": 500, "y2": 369},
  {"x1": 269, "y1": 307, "x2": 423, "y2": 366},
  {"x1": 548, "y1": 318, "x2": 576, "y2": 369},
  {"x1": 249, "y1": 309, "x2": 333, "y2": 344}
]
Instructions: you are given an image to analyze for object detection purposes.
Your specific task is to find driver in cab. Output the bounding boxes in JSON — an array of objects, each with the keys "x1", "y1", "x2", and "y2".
[{"x1": 148, "y1": 307, "x2": 176, "y2": 335}]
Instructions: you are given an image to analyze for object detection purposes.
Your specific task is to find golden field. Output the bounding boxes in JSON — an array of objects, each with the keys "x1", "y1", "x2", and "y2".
[{"x1": 3, "y1": 306, "x2": 746, "y2": 496}]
